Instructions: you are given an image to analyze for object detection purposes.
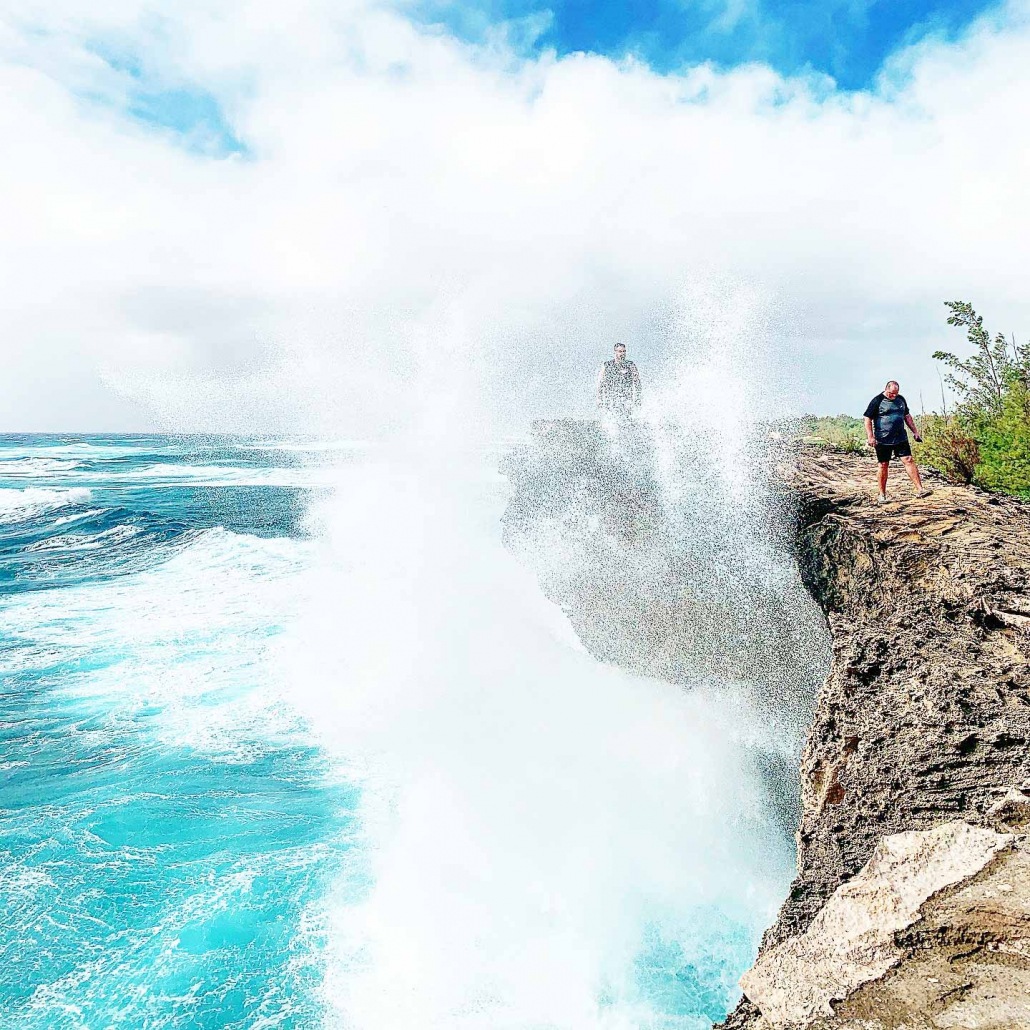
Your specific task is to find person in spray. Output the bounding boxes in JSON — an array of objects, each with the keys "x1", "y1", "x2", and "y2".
[
  {"x1": 863, "y1": 380, "x2": 933, "y2": 504},
  {"x1": 596, "y1": 343, "x2": 641, "y2": 415}
]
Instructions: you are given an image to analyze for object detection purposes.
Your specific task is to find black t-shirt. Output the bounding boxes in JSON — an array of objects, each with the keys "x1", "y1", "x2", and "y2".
[
  {"x1": 863, "y1": 393, "x2": 910, "y2": 445},
  {"x1": 601, "y1": 360, "x2": 639, "y2": 401}
]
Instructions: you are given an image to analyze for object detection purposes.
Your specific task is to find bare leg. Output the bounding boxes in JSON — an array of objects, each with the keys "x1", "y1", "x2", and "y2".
[
  {"x1": 878, "y1": 462, "x2": 889, "y2": 495},
  {"x1": 901, "y1": 455, "x2": 923, "y2": 491}
]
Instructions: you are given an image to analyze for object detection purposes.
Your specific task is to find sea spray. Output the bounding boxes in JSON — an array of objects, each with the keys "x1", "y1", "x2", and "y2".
[
  {"x1": 278, "y1": 446, "x2": 808, "y2": 1028},
  {"x1": 262, "y1": 284, "x2": 830, "y2": 1027}
]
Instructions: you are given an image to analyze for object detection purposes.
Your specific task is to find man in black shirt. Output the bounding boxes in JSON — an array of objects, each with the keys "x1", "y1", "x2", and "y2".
[
  {"x1": 863, "y1": 381, "x2": 933, "y2": 504},
  {"x1": 597, "y1": 343, "x2": 641, "y2": 416}
]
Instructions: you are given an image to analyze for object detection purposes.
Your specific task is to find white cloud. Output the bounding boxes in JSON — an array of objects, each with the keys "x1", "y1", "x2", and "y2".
[{"x1": 1, "y1": 0, "x2": 1029, "y2": 432}]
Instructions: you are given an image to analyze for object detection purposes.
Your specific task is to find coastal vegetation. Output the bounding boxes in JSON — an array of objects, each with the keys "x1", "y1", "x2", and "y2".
[
  {"x1": 792, "y1": 415, "x2": 866, "y2": 453},
  {"x1": 916, "y1": 301, "x2": 1030, "y2": 497}
]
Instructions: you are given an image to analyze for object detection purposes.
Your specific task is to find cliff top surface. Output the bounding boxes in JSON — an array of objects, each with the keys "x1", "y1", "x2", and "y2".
[
  {"x1": 781, "y1": 446, "x2": 1030, "y2": 645},
  {"x1": 784, "y1": 446, "x2": 1030, "y2": 577}
]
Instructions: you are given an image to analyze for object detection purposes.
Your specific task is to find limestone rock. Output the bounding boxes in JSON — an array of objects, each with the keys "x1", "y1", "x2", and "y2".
[
  {"x1": 739, "y1": 821, "x2": 1022, "y2": 1028},
  {"x1": 986, "y1": 786, "x2": 1030, "y2": 833}
]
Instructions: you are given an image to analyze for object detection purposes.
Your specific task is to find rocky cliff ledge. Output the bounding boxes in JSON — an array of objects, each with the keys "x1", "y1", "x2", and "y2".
[
  {"x1": 725, "y1": 445, "x2": 1030, "y2": 1030},
  {"x1": 503, "y1": 421, "x2": 1030, "y2": 1030}
]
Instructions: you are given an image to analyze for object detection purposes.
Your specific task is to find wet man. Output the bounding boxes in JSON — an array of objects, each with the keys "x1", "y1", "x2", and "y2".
[
  {"x1": 863, "y1": 380, "x2": 933, "y2": 504},
  {"x1": 597, "y1": 343, "x2": 641, "y2": 415}
]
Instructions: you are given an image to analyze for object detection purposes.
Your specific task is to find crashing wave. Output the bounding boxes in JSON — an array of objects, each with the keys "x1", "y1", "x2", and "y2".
[{"x1": 0, "y1": 487, "x2": 92, "y2": 523}]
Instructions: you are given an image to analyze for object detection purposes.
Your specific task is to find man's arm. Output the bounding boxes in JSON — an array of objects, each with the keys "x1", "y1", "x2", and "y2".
[
  {"x1": 862, "y1": 396, "x2": 880, "y2": 447},
  {"x1": 631, "y1": 364, "x2": 641, "y2": 405},
  {"x1": 905, "y1": 413, "x2": 922, "y2": 442},
  {"x1": 596, "y1": 365, "x2": 606, "y2": 407}
]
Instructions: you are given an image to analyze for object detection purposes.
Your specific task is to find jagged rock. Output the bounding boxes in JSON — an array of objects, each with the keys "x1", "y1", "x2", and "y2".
[
  {"x1": 739, "y1": 820, "x2": 1024, "y2": 1028},
  {"x1": 500, "y1": 419, "x2": 828, "y2": 704},
  {"x1": 727, "y1": 448, "x2": 1030, "y2": 1029},
  {"x1": 762, "y1": 448, "x2": 1030, "y2": 931},
  {"x1": 502, "y1": 428, "x2": 1030, "y2": 1030},
  {"x1": 986, "y1": 787, "x2": 1030, "y2": 832},
  {"x1": 500, "y1": 419, "x2": 830, "y2": 834}
]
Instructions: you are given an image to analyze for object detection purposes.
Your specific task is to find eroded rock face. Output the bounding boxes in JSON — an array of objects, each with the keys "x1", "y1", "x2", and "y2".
[
  {"x1": 831, "y1": 835, "x2": 1030, "y2": 1030},
  {"x1": 502, "y1": 426, "x2": 1030, "y2": 1030},
  {"x1": 500, "y1": 419, "x2": 827, "y2": 706},
  {"x1": 739, "y1": 820, "x2": 1028, "y2": 1029},
  {"x1": 771, "y1": 450, "x2": 1030, "y2": 933},
  {"x1": 727, "y1": 448, "x2": 1030, "y2": 1030},
  {"x1": 501, "y1": 418, "x2": 829, "y2": 834}
]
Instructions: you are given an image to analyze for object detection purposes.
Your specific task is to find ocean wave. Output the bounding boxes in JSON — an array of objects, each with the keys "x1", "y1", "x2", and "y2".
[
  {"x1": 0, "y1": 457, "x2": 84, "y2": 477},
  {"x1": 25, "y1": 525, "x2": 143, "y2": 553},
  {"x1": 0, "y1": 502, "x2": 184, "y2": 592},
  {"x1": 1, "y1": 522, "x2": 312, "y2": 730},
  {"x1": 0, "y1": 461, "x2": 337, "y2": 490},
  {"x1": 113, "y1": 463, "x2": 340, "y2": 488},
  {"x1": 0, "y1": 487, "x2": 92, "y2": 522},
  {"x1": 49, "y1": 508, "x2": 110, "y2": 528}
]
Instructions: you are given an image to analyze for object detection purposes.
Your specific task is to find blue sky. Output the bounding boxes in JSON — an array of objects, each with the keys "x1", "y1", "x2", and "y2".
[
  {"x1": 86, "y1": 42, "x2": 245, "y2": 155},
  {"x1": 414, "y1": 0, "x2": 1001, "y2": 88},
  {"x1": 89, "y1": 0, "x2": 1004, "y2": 153}
]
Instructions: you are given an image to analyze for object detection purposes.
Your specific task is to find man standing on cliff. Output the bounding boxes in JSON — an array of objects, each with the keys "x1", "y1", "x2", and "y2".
[
  {"x1": 864, "y1": 381, "x2": 933, "y2": 504},
  {"x1": 597, "y1": 343, "x2": 641, "y2": 416}
]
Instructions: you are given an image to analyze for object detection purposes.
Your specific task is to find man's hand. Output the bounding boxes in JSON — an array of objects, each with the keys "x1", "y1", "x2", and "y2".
[
  {"x1": 914, "y1": 434, "x2": 923, "y2": 443},
  {"x1": 867, "y1": 436, "x2": 876, "y2": 449}
]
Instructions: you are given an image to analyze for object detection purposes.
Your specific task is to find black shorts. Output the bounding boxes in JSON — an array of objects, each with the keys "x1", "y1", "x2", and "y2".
[{"x1": 875, "y1": 441, "x2": 912, "y2": 462}]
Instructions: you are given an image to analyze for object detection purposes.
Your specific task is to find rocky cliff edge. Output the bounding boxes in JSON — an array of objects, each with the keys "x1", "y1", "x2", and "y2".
[
  {"x1": 724, "y1": 445, "x2": 1030, "y2": 1030},
  {"x1": 502, "y1": 422, "x2": 1030, "y2": 1030}
]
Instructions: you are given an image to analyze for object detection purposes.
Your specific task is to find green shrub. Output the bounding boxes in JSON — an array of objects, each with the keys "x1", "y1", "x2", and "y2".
[
  {"x1": 816, "y1": 423, "x2": 865, "y2": 453},
  {"x1": 801, "y1": 415, "x2": 865, "y2": 453},
  {"x1": 928, "y1": 301, "x2": 1030, "y2": 498},
  {"x1": 914, "y1": 415, "x2": 979, "y2": 484},
  {"x1": 973, "y1": 384, "x2": 1030, "y2": 497}
]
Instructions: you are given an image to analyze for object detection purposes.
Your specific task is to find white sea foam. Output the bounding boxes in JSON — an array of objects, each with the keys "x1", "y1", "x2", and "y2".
[
  {"x1": 0, "y1": 525, "x2": 314, "y2": 756},
  {"x1": 49, "y1": 508, "x2": 109, "y2": 528},
  {"x1": 0, "y1": 487, "x2": 92, "y2": 522},
  {"x1": 0, "y1": 457, "x2": 84, "y2": 477},
  {"x1": 273, "y1": 449, "x2": 806, "y2": 1030},
  {"x1": 102, "y1": 463, "x2": 341, "y2": 488}
]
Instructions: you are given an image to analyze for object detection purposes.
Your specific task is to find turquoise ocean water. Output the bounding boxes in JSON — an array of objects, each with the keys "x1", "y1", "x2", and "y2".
[
  {"x1": 0, "y1": 435, "x2": 361, "y2": 1029},
  {"x1": 0, "y1": 434, "x2": 787, "y2": 1029}
]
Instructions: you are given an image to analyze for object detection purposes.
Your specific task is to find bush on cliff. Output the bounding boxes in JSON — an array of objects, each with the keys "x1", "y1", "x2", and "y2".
[
  {"x1": 919, "y1": 302, "x2": 1030, "y2": 497},
  {"x1": 913, "y1": 415, "x2": 979, "y2": 484},
  {"x1": 975, "y1": 384, "x2": 1030, "y2": 496}
]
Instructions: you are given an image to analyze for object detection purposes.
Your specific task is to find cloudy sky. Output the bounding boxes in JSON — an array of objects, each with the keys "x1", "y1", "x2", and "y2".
[{"x1": 2, "y1": 0, "x2": 1029, "y2": 433}]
